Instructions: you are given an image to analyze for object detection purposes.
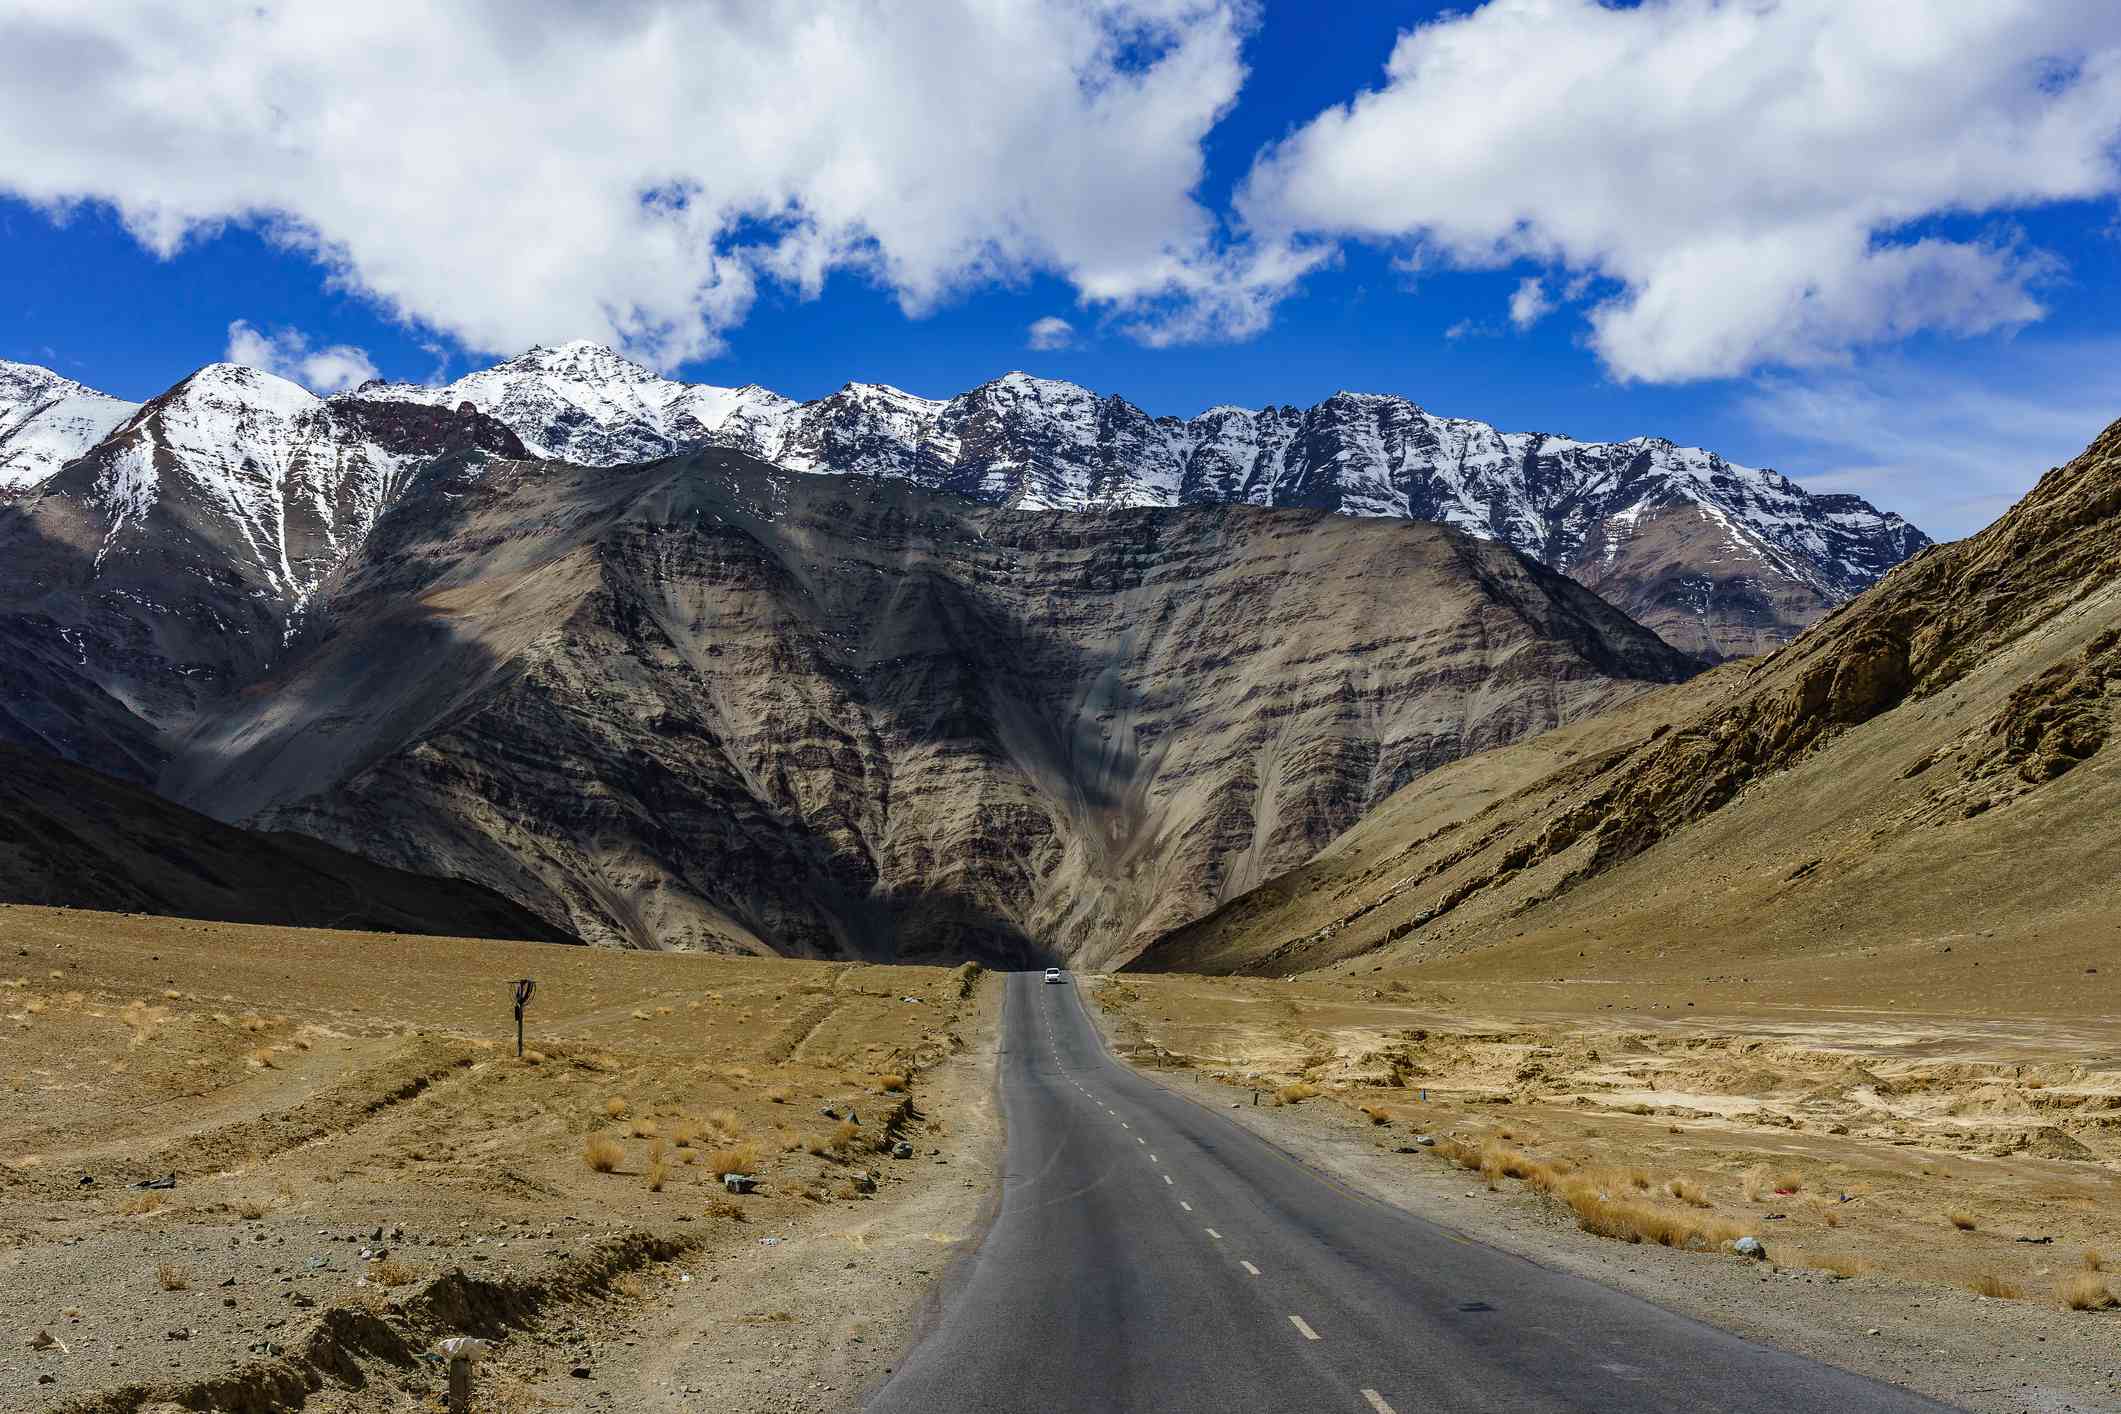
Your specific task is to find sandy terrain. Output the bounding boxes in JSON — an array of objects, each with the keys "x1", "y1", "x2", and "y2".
[
  {"x1": 1086, "y1": 972, "x2": 2121, "y2": 1414},
  {"x1": 0, "y1": 905, "x2": 996, "y2": 1412}
]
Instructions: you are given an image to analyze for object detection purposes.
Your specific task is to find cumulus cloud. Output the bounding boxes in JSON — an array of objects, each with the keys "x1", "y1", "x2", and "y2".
[
  {"x1": 1241, "y1": 1, "x2": 2121, "y2": 382},
  {"x1": 1027, "y1": 316, "x2": 1077, "y2": 351},
  {"x1": 1506, "y1": 276, "x2": 1552, "y2": 331},
  {"x1": 0, "y1": 1, "x2": 1265, "y2": 369},
  {"x1": 224, "y1": 320, "x2": 378, "y2": 394}
]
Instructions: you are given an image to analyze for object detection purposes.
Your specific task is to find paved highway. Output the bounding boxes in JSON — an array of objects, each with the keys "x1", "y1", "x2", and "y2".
[{"x1": 864, "y1": 972, "x2": 1955, "y2": 1413}]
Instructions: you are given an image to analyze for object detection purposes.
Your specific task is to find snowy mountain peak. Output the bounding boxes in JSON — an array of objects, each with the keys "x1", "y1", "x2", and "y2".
[
  {"x1": 0, "y1": 358, "x2": 142, "y2": 493},
  {"x1": 7, "y1": 345, "x2": 1933, "y2": 657}
]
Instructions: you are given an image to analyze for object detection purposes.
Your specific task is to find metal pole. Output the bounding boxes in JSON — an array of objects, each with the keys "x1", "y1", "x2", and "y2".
[{"x1": 448, "y1": 1355, "x2": 472, "y2": 1411}]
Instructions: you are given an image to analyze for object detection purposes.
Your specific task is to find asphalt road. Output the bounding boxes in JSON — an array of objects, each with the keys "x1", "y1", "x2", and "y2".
[{"x1": 863, "y1": 971, "x2": 1957, "y2": 1414}]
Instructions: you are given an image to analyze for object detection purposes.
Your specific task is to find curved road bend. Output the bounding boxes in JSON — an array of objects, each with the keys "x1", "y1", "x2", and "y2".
[{"x1": 864, "y1": 971, "x2": 1955, "y2": 1414}]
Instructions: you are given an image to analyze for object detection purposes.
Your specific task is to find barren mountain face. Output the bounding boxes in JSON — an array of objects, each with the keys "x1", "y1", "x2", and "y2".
[
  {"x1": 1135, "y1": 418, "x2": 2121, "y2": 985},
  {"x1": 0, "y1": 408, "x2": 1700, "y2": 963},
  {"x1": 169, "y1": 453, "x2": 1696, "y2": 965}
]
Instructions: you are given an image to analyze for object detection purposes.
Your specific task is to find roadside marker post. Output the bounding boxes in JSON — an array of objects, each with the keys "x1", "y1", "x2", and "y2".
[{"x1": 513, "y1": 978, "x2": 536, "y2": 1058}]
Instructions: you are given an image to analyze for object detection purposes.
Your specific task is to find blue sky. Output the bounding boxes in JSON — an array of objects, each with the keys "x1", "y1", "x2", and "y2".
[{"x1": 6, "y1": 1, "x2": 2121, "y2": 537}]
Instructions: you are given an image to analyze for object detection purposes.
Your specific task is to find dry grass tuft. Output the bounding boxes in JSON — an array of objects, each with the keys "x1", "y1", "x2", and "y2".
[
  {"x1": 613, "y1": 1272, "x2": 646, "y2": 1299},
  {"x1": 605, "y1": 1096, "x2": 630, "y2": 1119},
  {"x1": 1563, "y1": 1182, "x2": 1751, "y2": 1251},
  {"x1": 1272, "y1": 1081, "x2": 1320, "y2": 1106},
  {"x1": 705, "y1": 1141, "x2": 762, "y2": 1177},
  {"x1": 703, "y1": 1197, "x2": 745, "y2": 1222},
  {"x1": 646, "y1": 1142, "x2": 669, "y2": 1193},
  {"x1": 1360, "y1": 1105, "x2": 1392, "y2": 1126},
  {"x1": 876, "y1": 1074, "x2": 908, "y2": 1093},
  {"x1": 582, "y1": 1134, "x2": 625, "y2": 1174},
  {"x1": 237, "y1": 1197, "x2": 268, "y2": 1220},
  {"x1": 1966, "y1": 1273, "x2": 2022, "y2": 1300},
  {"x1": 372, "y1": 1257, "x2": 419, "y2": 1288},
  {"x1": 2057, "y1": 1272, "x2": 2117, "y2": 1310},
  {"x1": 247, "y1": 1047, "x2": 278, "y2": 1069},
  {"x1": 24, "y1": 997, "x2": 48, "y2": 1015},
  {"x1": 156, "y1": 1264, "x2": 190, "y2": 1291},
  {"x1": 1786, "y1": 1249, "x2": 1868, "y2": 1279},
  {"x1": 767, "y1": 1087, "x2": 790, "y2": 1104},
  {"x1": 1666, "y1": 1178, "x2": 1710, "y2": 1208},
  {"x1": 1947, "y1": 1210, "x2": 1977, "y2": 1231},
  {"x1": 630, "y1": 1118, "x2": 659, "y2": 1140},
  {"x1": 2083, "y1": 1248, "x2": 2106, "y2": 1272},
  {"x1": 122, "y1": 1192, "x2": 165, "y2": 1216},
  {"x1": 2061, "y1": 1271, "x2": 2112, "y2": 1314}
]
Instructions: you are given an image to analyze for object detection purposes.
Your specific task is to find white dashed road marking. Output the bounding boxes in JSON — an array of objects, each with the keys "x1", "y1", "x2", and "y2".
[
  {"x1": 1162, "y1": 1174, "x2": 1173, "y2": 1185},
  {"x1": 1179, "y1": 1200, "x2": 1192, "y2": 1211},
  {"x1": 1204, "y1": 1228, "x2": 1222, "y2": 1240},
  {"x1": 1361, "y1": 1391, "x2": 1395, "y2": 1413},
  {"x1": 1240, "y1": 1261, "x2": 1261, "y2": 1276},
  {"x1": 1289, "y1": 1315, "x2": 1320, "y2": 1341}
]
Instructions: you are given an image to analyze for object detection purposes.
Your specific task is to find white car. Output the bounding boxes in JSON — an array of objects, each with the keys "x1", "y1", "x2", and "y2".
[{"x1": 1043, "y1": 967, "x2": 1064, "y2": 984}]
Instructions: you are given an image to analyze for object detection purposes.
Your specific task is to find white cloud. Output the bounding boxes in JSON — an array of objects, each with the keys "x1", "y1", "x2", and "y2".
[
  {"x1": 1027, "y1": 315, "x2": 1077, "y2": 351},
  {"x1": 0, "y1": 1, "x2": 1265, "y2": 369},
  {"x1": 1737, "y1": 342, "x2": 2121, "y2": 538},
  {"x1": 1241, "y1": 1, "x2": 2121, "y2": 382},
  {"x1": 1506, "y1": 276, "x2": 1552, "y2": 331},
  {"x1": 224, "y1": 319, "x2": 377, "y2": 394}
]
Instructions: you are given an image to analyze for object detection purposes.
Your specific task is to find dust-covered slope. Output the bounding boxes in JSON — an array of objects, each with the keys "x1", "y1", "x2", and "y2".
[
  {"x1": 161, "y1": 449, "x2": 1698, "y2": 966},
  {"x1": 1133, "y1": 416, "x2": 2121, "y2": 992},
  {"x1": 0, "y1": 745, "x2": 575, "y2": 941}
]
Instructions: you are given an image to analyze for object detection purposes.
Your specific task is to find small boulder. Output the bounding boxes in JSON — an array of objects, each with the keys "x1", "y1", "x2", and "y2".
[
  {"x1": 1726, "y1": 1236, "x2": 1767, "y2": 1260},
  {"x1": 890, "y1": 1141, "x2": 914, "y2": 1159},
  {"x1": 722, "y1": 1173, "x2": 755, "y2": 1194}
]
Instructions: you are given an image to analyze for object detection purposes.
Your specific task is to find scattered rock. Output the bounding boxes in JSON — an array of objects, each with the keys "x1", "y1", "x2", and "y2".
[
  {"x1": 723, "y1": 1173, "x2": 755, "y2": 1194},
  {"x1": 1727, "y1": 1237, "x2": 1767, "y2": 1260},
  {"x1": 891, "y1": 1141, "x2": 914, "y2": 1159},
  {"x1": 570, "y1": 1366, "x2": 593, "y2": 1379}
]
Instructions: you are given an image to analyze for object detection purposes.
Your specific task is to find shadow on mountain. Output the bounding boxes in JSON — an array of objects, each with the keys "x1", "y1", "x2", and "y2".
[{"x1": 0, "y1": 744, "x2": 575, "y2": 941}]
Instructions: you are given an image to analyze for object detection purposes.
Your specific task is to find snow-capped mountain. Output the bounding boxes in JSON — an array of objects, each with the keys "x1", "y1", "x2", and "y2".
[
  {"x1": 72, "y1": 363, "x2": 524, "y2": 611},
  {"x1": 4, "y1": 341, "x2": 1929, "y2": 657},
  {"x1": 346, "y1": 343, "x2": 1927, "y2": 654},
  {"x1": 0, "y1": 358, "x2": 139, "y2": 493}
]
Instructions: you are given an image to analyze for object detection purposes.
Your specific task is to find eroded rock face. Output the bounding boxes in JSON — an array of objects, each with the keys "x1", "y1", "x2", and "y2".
[{"x1": 154, "y1": 452, "x2": 1700, "y2": 966}]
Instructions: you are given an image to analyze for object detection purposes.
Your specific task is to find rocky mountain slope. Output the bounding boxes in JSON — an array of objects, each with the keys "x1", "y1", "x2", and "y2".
[
  {"x1": 1132, "y1": 417, "x2": 2121, "y2": 989},
  {"x1": 0, "y1": 744, "x2": 573, "y2": 940},
  {"x1": 0, "y1": 397, "x2": 1700, "y2": 962},
  {"x1": 357, "y1": 343, "x2": 1926, "y2": 656},
  {"x1": 0, "y1": 357, "x2": 138, "y2": 494},
  {"x1": 165, "y1": 452, "x2": 1697, "y2": 965},
  {"x1": 3, "y1": 343, "x2": 1927, "y2": 658}
]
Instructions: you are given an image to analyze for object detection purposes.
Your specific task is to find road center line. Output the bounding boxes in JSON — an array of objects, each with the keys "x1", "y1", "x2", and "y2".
[
  {"x1": 1240, "y1": 1261, "x2": 1261, "y2": 1276},
  {"x1": 1162, "y1": 1174, "x2": 1173, "y2": 1185},
  {"x1": 1137, "y1": 1137, "x2": 1145, "y2": 1144},
  {"x1": 1149, "y1": 1154, "x2": 1158, "y2": 1163},
  {"x1": 1204, "y1": 1227, "x2": 1222, "y2": 1239},
  {"x1": 1289, "y1": 1315, "x2": 1320, "y2": 1341},
  {"x1": 1179, "y1": 1199, "x2": 1192, "y2": 1210},
  {"x1": 1361, "y1": 1391, "x2": 1395, "y2": 1413}
]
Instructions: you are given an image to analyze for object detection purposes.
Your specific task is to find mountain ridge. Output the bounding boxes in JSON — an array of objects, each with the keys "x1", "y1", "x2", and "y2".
[{"x1": 2, "y1": 342, "x2": 1929, "y2": 657}]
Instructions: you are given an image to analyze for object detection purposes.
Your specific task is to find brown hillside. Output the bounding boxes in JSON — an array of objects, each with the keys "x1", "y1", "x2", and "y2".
[
  {"x1": 0, "y1": 745, "x2": 576, "y2": 943},
  {"x1": 1131, "y1": 416, "x2": 2121, "y2": 1013}
]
